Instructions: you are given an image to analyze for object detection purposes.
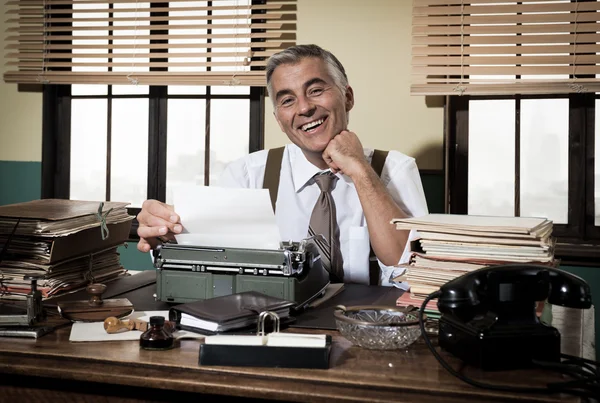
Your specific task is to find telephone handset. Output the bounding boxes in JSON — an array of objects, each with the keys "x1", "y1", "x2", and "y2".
[
  {"x1": 438, "y1": 264, "x2": 592, "y2": 322},
  {"x1": 435, "y1": 264, "x2": 592, "y2": 371}
]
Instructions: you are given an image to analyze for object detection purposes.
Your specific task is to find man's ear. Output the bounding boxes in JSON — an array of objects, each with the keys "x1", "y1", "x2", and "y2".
[{"x1": 345, "y1": 86, "x2": 355, "y2": 112}]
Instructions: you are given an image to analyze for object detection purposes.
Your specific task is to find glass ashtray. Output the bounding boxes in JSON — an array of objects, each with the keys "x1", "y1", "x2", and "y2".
[{"x1": 333, "y1": 305, "x2": 425, "y2": 350}]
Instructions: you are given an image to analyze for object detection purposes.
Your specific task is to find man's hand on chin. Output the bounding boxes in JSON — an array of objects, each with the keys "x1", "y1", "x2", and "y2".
[{"x1": 322, "y1": 130, "x2": 370, "y2": 179}]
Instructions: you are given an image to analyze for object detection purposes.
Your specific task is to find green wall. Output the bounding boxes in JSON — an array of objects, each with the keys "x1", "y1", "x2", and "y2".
[
  {"x1": 0, "y1": 161, "x2": 41, "y2": 205},
  {"x1": 120, "y1": 241, "x2": 154, "y2": 270}
]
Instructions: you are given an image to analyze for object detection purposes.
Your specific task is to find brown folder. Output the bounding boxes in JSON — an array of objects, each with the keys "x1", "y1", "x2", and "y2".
[
  {"x1": 45, "y1": 219, "x2": 133, "y2": 263},
  {"x1": 0, "y1": 199, "x2": 129, "y2": 220},
  {"x1": 0, "y1": 199, "x2": 133, "y2": 237}
]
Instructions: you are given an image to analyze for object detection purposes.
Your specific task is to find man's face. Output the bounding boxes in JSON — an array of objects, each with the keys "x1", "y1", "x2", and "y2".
[{"x1": 270, "y1": 57, "x2": 354, "y2": 157}]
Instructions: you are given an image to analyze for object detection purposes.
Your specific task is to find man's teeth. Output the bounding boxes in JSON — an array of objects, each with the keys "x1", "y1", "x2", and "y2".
[{"x1": 302, "y1": 118, "x2": 324, "y2": 131}]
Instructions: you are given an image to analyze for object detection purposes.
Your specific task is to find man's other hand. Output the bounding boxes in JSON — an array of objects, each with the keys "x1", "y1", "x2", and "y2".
[
  {"x1": 322, "y1": 130, "x2": 370, "y2": 178},
  {"x1": 136, "y1": 199, "x2": 182, "y2": 252}
]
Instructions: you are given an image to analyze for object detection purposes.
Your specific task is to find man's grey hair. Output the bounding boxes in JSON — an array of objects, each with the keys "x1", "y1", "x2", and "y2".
[{"x1": 265, "y1": 44, "x2": 349, "y2": 102}]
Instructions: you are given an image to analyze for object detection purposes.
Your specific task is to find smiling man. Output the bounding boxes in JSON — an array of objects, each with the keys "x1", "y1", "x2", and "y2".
[{"x1": 136, "y1": 44, "x2": 429, "y2": 285}]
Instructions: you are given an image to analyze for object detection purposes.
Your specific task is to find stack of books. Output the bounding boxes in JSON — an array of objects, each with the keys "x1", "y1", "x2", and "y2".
[
  {"x1": 0, "y1": 199, "x2": 134, "y2": 300},
  {"x1": 392, "y1": 214, "x2": 556, "y2": 315}
]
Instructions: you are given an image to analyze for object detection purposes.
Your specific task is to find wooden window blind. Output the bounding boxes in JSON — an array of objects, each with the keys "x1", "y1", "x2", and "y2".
[
  {"x1": 3, "y1": 0, "x2": 296, "y2": 86},
  {"x1": 411, "y1": 0, "x2": 600, "y2": 96}
]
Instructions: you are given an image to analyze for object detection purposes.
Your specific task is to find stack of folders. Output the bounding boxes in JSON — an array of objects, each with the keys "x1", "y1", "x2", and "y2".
[
  {"x1": 169, "y1": 291, "x2": 296, "y2": 334},
  {"x1": 391, "y1": 214, "x2": 556, "y2": 315},
  {"x1": 0, "y1": 199, "x2": 134, "y2": 300}
]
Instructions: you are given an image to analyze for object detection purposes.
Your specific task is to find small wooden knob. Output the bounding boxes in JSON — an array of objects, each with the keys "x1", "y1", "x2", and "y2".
[
  {"x1": 87, "y1": 283, "x2": 107, "y2": 306},
  {"x1": 103, "y1": 317, "x2": 130, "y2": 334}
]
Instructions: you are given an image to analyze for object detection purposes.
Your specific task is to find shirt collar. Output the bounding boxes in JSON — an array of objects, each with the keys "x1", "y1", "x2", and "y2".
[{"x1": 288, "y1": 144, "x2": 354, "y2": 192}]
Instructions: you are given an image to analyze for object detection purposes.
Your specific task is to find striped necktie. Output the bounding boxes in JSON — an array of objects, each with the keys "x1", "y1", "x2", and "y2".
[{"x1": 307, "y1": 172, "x2": 344, "y2": 282}]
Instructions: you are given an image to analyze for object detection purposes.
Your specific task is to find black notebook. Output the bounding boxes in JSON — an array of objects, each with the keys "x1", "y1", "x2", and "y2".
[{"x1": 168, "y1": 291, "x2": 296, "y2": 333}]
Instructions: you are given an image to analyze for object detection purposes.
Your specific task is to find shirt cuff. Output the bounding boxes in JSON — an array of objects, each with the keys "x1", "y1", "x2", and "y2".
[{"x1": 378, "y1": 229, "x2": 420, "y2": 288}]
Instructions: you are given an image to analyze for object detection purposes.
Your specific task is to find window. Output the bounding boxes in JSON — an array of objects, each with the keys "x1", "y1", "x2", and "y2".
[
  {"x1": 411, "y1": 0, "x2": 600, "y2": 264},
  {"x1": 447, "y1": 93, "x2": 600, "y2": 265},
  {"x1": 42, "y1": 83, "x2": 263, "y2": 239}
]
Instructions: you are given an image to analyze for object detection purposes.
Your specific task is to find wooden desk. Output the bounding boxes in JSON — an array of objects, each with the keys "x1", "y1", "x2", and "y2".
[{"x1": 0, "y1": 275, "x2": 592, "y2": 403}]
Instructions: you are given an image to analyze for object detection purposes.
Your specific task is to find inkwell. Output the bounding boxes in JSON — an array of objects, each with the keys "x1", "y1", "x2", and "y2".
[{"x1": 140, "y1": 316, "x2": 174, "y2": 350}]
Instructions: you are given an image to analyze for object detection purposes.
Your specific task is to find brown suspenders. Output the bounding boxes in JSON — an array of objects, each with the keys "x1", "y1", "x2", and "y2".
[
  {"x1": 263, "y1": 146, "x2": 389, "y2": 285},
  {"x1": 263, "y1": 146, "x2": 285, "y2": 212}
]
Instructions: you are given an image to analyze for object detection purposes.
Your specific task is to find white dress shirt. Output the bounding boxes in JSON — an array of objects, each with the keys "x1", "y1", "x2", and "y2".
[{"x1": 219, "y1": 143, "x2": 429, "y2": 285}]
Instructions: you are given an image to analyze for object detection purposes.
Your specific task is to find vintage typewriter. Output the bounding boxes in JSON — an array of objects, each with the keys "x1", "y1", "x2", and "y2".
[{"x1": 153, "y1": 237, "x2": 330, "y2": 309}]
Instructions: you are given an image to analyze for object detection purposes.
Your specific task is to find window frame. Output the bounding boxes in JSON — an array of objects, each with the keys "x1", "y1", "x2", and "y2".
[{"x1": 447, "y1": 93, "x2": 600, "y2": 266}]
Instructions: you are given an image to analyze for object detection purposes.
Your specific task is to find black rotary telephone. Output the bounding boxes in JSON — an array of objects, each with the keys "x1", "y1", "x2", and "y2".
[
  {"x1": 417, "y1": 264, "x2": 598, "y2": 398},
  {"x1": 438, "y1": 265, "x2": 592, "y2": 369},
  {"x1": 436, "y1": 264, "x2": 592, "y2": 370}
]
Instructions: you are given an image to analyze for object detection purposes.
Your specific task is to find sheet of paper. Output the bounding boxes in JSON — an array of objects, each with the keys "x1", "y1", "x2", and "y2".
[
  {"x1": 69, "y1": 310, "x2": 204, "y2": 342},
  {"x1": 173, "y1": 185, "x2": 282, "y2": 250}
]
